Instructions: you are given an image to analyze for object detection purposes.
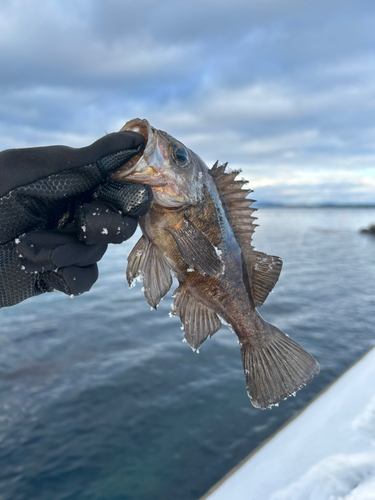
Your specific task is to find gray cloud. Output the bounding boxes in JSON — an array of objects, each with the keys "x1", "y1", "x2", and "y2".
[{"x1": 0, "y1": 0, "x2": 374, "y2": 204}]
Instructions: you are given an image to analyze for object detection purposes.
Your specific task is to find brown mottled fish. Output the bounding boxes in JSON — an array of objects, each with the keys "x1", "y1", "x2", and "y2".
[{"x1": 111, "y1": 118, "x2": 319, "y2": 409}]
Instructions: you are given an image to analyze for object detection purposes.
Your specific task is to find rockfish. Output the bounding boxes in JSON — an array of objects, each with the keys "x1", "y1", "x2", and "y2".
[{"x1": 112, "y1": 118, "x2": 319, "y2": 409}]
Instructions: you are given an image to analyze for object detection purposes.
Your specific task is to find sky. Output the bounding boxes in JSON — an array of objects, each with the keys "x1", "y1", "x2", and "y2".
[{"x1": 0, "y1": 0, "x2": 374, "y2": 205}]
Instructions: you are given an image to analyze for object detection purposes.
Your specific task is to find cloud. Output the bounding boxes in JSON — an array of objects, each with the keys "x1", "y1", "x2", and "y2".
[{"x1": 0, "y1": 0, "x2": 374, "y2": 205}]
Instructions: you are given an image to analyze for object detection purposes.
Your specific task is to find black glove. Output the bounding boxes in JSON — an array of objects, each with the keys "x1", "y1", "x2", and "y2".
[{"x1": 0, "y1": 131, "x2": 152, "y2": 307}]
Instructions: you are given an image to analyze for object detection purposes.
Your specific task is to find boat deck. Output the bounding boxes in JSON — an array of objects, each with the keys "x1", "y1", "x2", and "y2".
[{"x1": 201, "y1": 346, "x2": 375, "y2": 499}]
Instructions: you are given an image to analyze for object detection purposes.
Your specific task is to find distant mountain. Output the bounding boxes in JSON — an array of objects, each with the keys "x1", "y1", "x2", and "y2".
[
  {"x1": 256, "y1": 202, "x2": 375, "y2": 208},
  {"x1": 255, "y1": 201, "x2": 285, "y2": 207}
]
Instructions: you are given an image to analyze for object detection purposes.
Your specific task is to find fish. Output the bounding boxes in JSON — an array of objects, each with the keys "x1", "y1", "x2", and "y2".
[{"x1": 111, "y1": 118, "x2": 320, "y2": 409}]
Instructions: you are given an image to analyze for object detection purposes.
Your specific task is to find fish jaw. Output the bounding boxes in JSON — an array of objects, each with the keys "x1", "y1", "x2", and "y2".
[
  {"x1": 112, "y1": 118, "x2": 163, "y2": 183},
  {"x1": 111, "y1": 118, "x2": 205, "y2": 208}
]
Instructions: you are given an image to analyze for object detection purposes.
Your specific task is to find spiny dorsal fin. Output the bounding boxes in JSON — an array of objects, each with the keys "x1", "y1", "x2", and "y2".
[
  {"x1": 210, "y1": 161, "x2": 258, "y2": 247},
  {"x1": 171, "y1": 286, "x2": 222, "y2": 351},
  {"x1": 218, "y1": 180, "x2": 248, "y2": 191},
  {"x1": 210, "y1": 162, "x2": 282, "y2": 303}
]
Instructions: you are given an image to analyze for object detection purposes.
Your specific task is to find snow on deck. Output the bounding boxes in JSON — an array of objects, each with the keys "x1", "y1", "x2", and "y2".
[{"x1": 201, "y1": 346, "x2": 375, "y2": 500}]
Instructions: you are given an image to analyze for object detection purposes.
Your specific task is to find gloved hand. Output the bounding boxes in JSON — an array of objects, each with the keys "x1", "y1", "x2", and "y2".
[{"x1": 0, "y1": 131, "x2": 152, "y2": 307}]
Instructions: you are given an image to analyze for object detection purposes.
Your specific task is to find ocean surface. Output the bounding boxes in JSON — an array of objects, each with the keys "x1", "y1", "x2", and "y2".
[{"x1": 0, "y1": 207, "x2": 374, "y2": 500}]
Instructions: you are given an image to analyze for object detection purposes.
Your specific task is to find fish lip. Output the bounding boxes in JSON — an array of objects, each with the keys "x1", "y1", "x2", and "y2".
[
  {"x1": 120, "y1": 118, "x2": 153, "y2": 152},
  {"x1": 136, "y1": 120, "x2": 156, "y2": 162},
  {"x1": 113, "y1": 118, "x2": 158, "y2": 179},
  {"x1": 126, "y1": 119, "x2": 157, "y2": 174}
]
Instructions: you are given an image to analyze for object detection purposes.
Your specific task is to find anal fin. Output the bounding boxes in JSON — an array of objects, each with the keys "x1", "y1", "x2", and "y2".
[
  {"x1": 172, "y1": 287, "x2": 222, "y2": 351},
  {"x1": 127, "y1": 236, "x2": 173, "y2": 308}
]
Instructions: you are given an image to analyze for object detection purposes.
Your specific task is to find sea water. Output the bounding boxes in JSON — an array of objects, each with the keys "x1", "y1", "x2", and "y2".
[{"x1": 0, "y1": 208, "x2": 374, "y2": 500}]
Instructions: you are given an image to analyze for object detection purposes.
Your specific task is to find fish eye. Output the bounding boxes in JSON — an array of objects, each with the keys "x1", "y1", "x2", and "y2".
[{"x1": 169, "y1": 142, "x2": 189, "y2": 168}]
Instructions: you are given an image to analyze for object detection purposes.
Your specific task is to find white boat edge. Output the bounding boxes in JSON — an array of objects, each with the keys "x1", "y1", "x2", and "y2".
[{"x1": 200, "y1": 345, "x2": 375, "y2": 500}]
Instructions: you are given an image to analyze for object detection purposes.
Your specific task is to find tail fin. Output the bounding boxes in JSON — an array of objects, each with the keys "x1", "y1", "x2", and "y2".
[{"x1": 241, "y1": 321, "x2": 319, "y2": 409}]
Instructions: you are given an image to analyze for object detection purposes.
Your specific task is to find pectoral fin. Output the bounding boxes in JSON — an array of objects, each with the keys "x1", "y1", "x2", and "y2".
[
  {"x1": 166, "y1": 215, "x2": 224, "y2": 277},
  {"x1": 127, "y1": 236, "x2": 173, "y2": 308},
  {"x1": 172, "y1": 287, "x2": 222, "y2": 351}
]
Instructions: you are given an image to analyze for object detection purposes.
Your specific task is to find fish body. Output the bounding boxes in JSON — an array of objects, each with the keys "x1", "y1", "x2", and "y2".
[{"x1": 112, "y1": 119, "x2": 319, "y2": 409}]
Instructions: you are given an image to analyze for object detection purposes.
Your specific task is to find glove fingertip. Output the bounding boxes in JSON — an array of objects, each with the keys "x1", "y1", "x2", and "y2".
[
  {"x1": 95, "y1": 132, "x2": 145, "y2": 176},
  {"x1": 116, "y1": 131, "x2": 145, "y2": 149},
  {"x1": 121, "y1": 216, "x2": 138, "y2": 240},
  {"x1": 60, "y1": 265, "x2": 99, "y2": 295},
  {"x1": 93, "y1": 182, "x2": 152, "y2": 216},
  {"x1": 127, "y1": 184, "x2": 153, "y2": 217},
  {"x1": 75, "y1": 201, "x2": 138, "y2": 244}
]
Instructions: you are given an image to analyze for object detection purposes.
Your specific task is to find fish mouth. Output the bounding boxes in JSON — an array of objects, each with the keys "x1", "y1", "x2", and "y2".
[
  {"x1": 111, "y1": 118, "x2": 186, "y2": 208},
  {"x1": 111, "y1": 118, "x2": 161, "y2": 182}
]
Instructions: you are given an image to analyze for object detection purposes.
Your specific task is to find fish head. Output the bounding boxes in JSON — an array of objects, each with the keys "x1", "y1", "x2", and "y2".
[{"x1": 111, "y1": 118, "x2": 206, "y2": 208}]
